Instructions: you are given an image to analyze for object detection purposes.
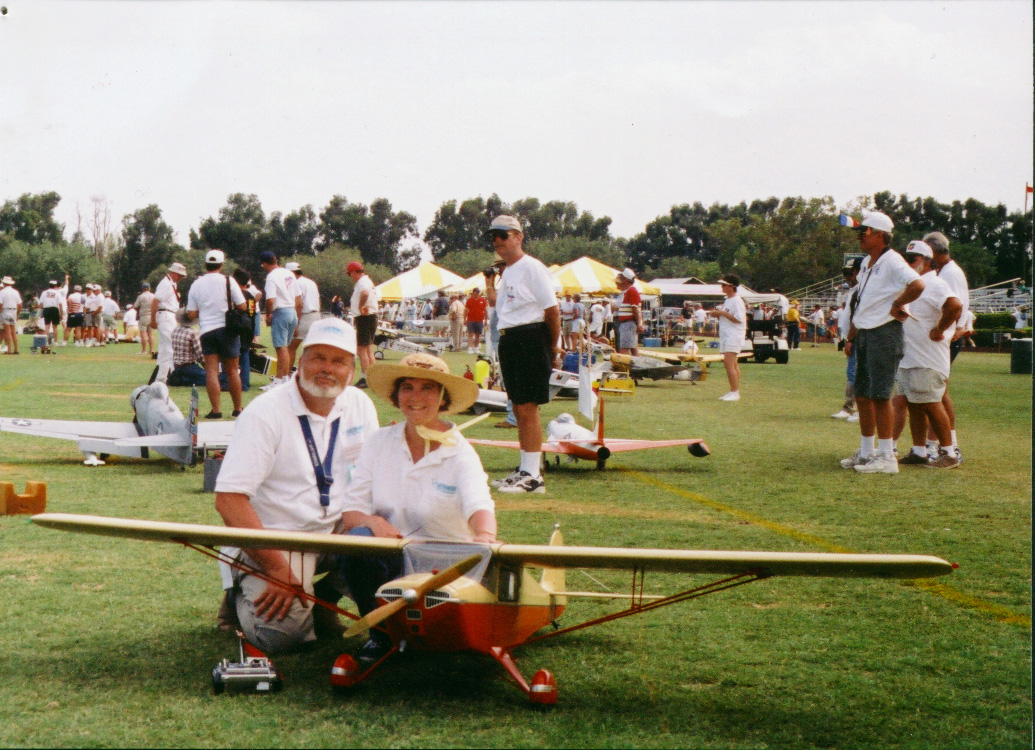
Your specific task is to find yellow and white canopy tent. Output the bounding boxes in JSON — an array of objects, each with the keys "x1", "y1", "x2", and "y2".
[
  {"x1": 374, "y1": 262, "x2": 466, "y2": 302},
  {"x1": 444, "y1": 269, "x2": 564, "y2": 296},
  {"x1": 552, "y1": 257, "x2": 660, "y2": 297}
]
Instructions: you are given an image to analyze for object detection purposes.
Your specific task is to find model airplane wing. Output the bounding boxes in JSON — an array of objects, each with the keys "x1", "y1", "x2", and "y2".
[
  {"x1": 0, "y1": 417, "x2": 140, "y2": 441},
  {"x1": 32, "y1": 514, "x2": 954, "y2": 580},
  {"x1": 594, "y1": 438, "x2": 707, "y2": 453}
]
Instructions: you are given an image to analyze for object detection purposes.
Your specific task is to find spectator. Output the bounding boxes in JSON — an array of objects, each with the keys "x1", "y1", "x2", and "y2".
[{"x1": 707, "y1": 274, "x2": 747, "y2": 401}]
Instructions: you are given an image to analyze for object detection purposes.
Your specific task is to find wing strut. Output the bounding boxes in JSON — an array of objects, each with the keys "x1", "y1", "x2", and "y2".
[{"x1": 527, "y1": 568, "x2": 770, "y2": 644}]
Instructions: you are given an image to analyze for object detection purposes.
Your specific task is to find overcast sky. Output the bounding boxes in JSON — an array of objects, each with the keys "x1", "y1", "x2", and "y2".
[{"x1": 1, "y1": 0, "x2": 1032, "y2": 249}]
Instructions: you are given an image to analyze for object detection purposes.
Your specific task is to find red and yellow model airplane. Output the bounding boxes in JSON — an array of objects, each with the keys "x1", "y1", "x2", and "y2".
[{"x1": 31, "y1": 513, "x2": 955, "y2": 707}]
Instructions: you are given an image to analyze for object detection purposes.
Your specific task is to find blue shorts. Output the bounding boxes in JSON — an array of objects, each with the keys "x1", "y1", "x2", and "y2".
[
  {"x1": 200, "y1": 327, "x2": 242, "y2": 359},
  {"x1": 270, "y1": 308, "x2": 298, "y2": 348},
  {"x1": 466, "y1": 321, "x2": 484, "y2": 335}
]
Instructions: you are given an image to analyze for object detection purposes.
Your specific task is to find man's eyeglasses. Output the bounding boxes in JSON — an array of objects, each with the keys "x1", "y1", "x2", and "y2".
[{"x1": 488, "y1": 229, "x2": 510, "y2": 241}]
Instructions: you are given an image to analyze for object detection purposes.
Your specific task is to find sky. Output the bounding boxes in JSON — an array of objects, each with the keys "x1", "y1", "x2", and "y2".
[{"x1": 1, "y1": 0, "x2": 1032, "y2": 250}]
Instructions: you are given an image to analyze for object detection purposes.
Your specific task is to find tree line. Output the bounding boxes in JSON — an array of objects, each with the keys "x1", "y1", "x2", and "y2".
[{"x1": 1, "y1": 190, "x2": 1030, "y2": 306}]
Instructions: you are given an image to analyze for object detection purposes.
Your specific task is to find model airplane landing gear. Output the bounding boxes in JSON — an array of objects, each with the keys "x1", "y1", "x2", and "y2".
[
  {"x1": 212, "y1": 631, "x2": 283, "y2": 694},
  {"x1": 489, "y1": 647, "x2": 558, "y2": 708}
]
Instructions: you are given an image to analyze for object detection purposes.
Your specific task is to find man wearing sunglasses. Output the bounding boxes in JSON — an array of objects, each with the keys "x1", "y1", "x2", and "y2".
[
  {"x1": 484, "y1": 215, "x2": 561, "y2": 493},
  {"x1": 889, "y1": 240, "x2": 962, "y2": 469},
  {"x1": 840, "y1": 211, "x2": 925, "y2": 474}
]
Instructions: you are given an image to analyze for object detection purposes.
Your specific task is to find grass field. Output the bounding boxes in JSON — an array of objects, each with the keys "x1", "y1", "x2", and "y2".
[{"x1": 0, "y1": 332, "x2": 1030, "y2": 749}]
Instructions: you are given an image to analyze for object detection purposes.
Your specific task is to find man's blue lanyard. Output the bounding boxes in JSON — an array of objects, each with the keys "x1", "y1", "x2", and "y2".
[{"x1": 298, "y1": 415, "x2": 341, "y2": 514}]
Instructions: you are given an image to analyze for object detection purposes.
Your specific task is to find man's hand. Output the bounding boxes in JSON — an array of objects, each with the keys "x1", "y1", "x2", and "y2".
[
  {"x1": 929, "y1": 328, "x2": 945, "y2": 342},
  {"x1": 889, "y1": 302, "x2": 909, "y2": 322},
  {"x1": 472, "y1": 531, "x2": 498, "y2": 544},
  {"x1": 844, "y1": 340, "x2": 853, "y2": 358},
  {"x1": 253, "y1": 571, "x2": 306, "y2": 622}
]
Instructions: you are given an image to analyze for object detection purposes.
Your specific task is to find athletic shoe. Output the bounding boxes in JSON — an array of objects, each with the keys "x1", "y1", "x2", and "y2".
[
  {"x1": 830, "y1": 410, "x2": 852, "y2": 419},
  {"x1": 898, "y1": 452, "x2": 931, "y2": 466},
  {"x1": 490, "y1": 468, "x2": 522, "y2": 489},
  {"x1": 840, "y1": 450, "x2": 872, "y2": 469},
  {"x1": 854, "y1": 452, "x2": 899, "y2": 474},
  {"x1": 354, "y1": 377, "x2": 368, "y2": 389},
  {"x1": 955, "y1": 448, "x2": 963, "y2": 465},
  {"x1": 58, "y1": 340, "x2": 67, "y2": 347},
  {"x1": 494, "y1": 421, "x2": 518, "y2": 429},
  {"x1": 204, "y1": 411, "x2": 223, "y2": 420},
  {"x1": 846, "y1": 413, "x2": 859, "y2": 423},
  {"x1": 496, "y1": 471, "x2": 546, "y2": 494},
  {"x1": 926, "y1": 451, "x2": 960, "y2": 470},
  {"x1": 718, "y1": 391, "x2": 740, "y2": 401},
  {"x1": 356, "y1": 631, "x2": 393, "y2": 664}
]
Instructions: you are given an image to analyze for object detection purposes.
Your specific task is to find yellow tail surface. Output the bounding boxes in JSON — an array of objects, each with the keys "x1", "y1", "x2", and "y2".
[{"x1": 540, "y1": 525, "x2": 566, "y2": 593}]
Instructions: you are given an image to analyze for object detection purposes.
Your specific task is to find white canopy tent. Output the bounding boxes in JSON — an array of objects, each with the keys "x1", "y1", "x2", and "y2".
[{"x1": 374, "y1": 262, "x2": 466, "y2": 302}]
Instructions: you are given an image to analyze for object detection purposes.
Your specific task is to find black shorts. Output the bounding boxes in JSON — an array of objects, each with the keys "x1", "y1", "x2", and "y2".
[
  {"x1": 498, "y1": 322, "x2": 552, "y2": 406},
  {"x1": 355, "y1": 314, "x2": 377, "y2": 347},
  {"x1": 949, "y1": 337, "x2": 963, "y2": 364},
  {"x1": 67, "y1": 313, "x2": 84, "y2": 328},
  {"x1": 42, "y1": 307, "x2": 61, "y2": 325},
  {"x1": 200, "y1": 327, "x2": 242, "y2": 359}
]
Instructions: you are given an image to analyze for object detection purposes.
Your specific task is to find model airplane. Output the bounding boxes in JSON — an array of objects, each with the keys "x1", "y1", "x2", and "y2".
[
  {"x1": 31, "y1": 512, "x2": 956, "y2": 706},
  {"x1": 0, "y1": 383, "x2": 235, "y2": 466},
  {"x1": 608, "y1": 352, "x2": 688, "y2": 382}
]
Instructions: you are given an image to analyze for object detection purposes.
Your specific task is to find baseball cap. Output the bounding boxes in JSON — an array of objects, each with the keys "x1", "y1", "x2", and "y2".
[
  {"x1": 104, "y1": 290, "x2": 112, "y2": 297},
  {"x1": 616, "y1": 268, "x2": 636, "y2": 282},
  {"x1": 258, "y1": 251, "x2": 277, "y2": 265},
  {"x1": 49, "y1": 279, "x2": 58, "y2": 286},
  {"x1": 843, "y1": 257, "x2": 863, "y2": 273},
  {"x1": 346, "y1": 261, "x2": 364, "y2": 274},
  {"x1": 860, "y1": 211, "x2": 894, "y2": 233},
  {"x1": 285, "y1": 261, "x2": 301, "y2": 272},
  {"x1": 904, "y1": 240, "x2": 933, "y2": 259},
  {"x1": 168, "y1": 262, "x2": 188, "y2": 276},
  {"x1": 205, "y1": 249, "x2": 225, "y2": 264},
  {"x1": 302, "y1": 317, "x2": 357, "y2": 356},
  {"x1": 73, "y1": 284, "x2": 82, "y2": 291},
  {"x1": 489, "y1": 215, "x2": 523, "y2": 234},
  {"x1": 141, "y1": 282, "x2": 150, "y2": 289}
]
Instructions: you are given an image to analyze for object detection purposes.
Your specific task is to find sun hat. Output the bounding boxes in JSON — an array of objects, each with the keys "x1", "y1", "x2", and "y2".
[
  {"x1": 205, "y1": 249, "x2": 225, "y2": 264},
  {"x1": 488, "y1": 215, "x2": 523, "y2": 234},
  {"x1": 168, "y1": 262, "x2": 188, "y2": 276},
  {"x1": 301, "y1": 317, "x2": 357, "y2": 355},
  {"x1": 366, "y1": 352, "x2": 478, "y2": 416},
  {"x1": 1, "y1": 276, "x2": 13, "y2": 285}
]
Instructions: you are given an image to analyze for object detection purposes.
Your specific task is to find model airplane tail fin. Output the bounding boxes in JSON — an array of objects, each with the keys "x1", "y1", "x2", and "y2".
[
  {"x1": 176, "y1": 387, "x2": 200, "y2": 466},
  {"x1": 540, "y1": 524, "x2": 566, "y2": 593}
]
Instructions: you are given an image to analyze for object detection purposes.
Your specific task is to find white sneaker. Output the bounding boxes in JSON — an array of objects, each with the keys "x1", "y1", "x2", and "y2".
[
  {"x1": 491, "y1": 469, "x2": 522, "y2": 489},
  {"x1": 840, "y1": 450, "x2": 872, "y2": 469},
  {"x1": 59, "y1": 340, "x2": 67, "y2": 347},
  {"x1": 846, "y1": 413, "x2": 859, "y2": 423},
  {"x1": 854, "y1": 452, "x2": 899, "y2": 474},
  {"x1": 831, "y1": 410, "x2": 852, "y2": 419},
  {"x1": 718, "y1": 391, "x2": 740, "y2": 401},
  {"x1": 496, "y1": 470, "x2": 546, "y2": 494}
]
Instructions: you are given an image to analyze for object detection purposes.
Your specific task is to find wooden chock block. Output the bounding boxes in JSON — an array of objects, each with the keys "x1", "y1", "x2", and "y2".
[{"x1": 0, "y1": 481, "x2": 47, "y2": 515}]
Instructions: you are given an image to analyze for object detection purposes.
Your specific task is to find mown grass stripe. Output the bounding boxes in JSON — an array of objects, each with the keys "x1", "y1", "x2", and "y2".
[{"x1": 622, "y1": 467, "x2": 1032, "y2": 629}]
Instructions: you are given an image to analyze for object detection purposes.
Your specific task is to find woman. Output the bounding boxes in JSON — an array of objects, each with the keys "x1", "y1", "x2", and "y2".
[
  {"x1": 340, "y1": 352, "x2": 497, "y2": 661},
  {"x1": 707, "y1": 274, "x2": 747, "y2": 402}
]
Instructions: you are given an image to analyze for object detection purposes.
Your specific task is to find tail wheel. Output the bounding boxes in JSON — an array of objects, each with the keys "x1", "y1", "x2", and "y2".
[
  {"x1": 211, "y1": 669, "x2": 225, "y2": 695},
  {"x1": 331, "y1": 653, "x2": 361, "y2": 693},
  {"x1": 529, "y1": 669, "x2": 558, "y2": 708}
]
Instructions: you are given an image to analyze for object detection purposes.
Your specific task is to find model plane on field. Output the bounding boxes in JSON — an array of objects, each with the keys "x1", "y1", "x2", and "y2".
[
  {"x1": 608, "y1": 352, "x2": 689, "y2": 381},
  {"x1": 0, "y1": 383, "x2": 234, "y2": 466},
  {"x1": 31, "y1": 512, "x2": 956, "y2": 706}
]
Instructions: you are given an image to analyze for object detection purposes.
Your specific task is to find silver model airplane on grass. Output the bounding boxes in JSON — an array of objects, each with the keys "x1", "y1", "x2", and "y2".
[{"x1": 0, "y1": 383, "x2": 235, "y2": 467}]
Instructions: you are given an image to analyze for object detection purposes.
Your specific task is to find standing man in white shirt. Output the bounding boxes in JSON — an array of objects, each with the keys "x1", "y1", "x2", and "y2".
[
  {"x1": 840, "y1": 211, "x2": 925, "y2": 475},
  {"x1": 134, "y1": 281, "x2": 155, "y2": 356},
  {"x1": 286, "y1": 261, "x2": 322, "y2": 368},
  {"x1": 346, "y1": 260, "x2": 378, "y2": 388},
  {"x1": 214, "y1": 318, "x2": 380, "y2": 653},
  {"x1": 708, "y1": 274, "x2": 747, "y2": 401},
  {"x1": 186, "y1": 249, "x2": 248, "y2": 419},
  {"x1": 0, "y1": 276, "x2": 23, "y2": 355},
  {"x1": 38, "y1": 279, "x2": 64, "y2": 346},
  {"x1": 150, "y1": 262, "x2": 187, "y2": 382},
  {"x1": 485, "y1": 215, "x2": 561, "y2": 493},
  {"x1": 891, "y1": 240, "x2": 962, "y2": 469},
  {"x1": 259, "y1": 250, "x2": 302, "y2": 389}
]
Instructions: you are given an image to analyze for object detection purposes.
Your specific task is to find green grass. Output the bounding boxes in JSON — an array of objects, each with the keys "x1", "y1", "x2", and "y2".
[{"x1": 0, "y1": 332, "x2": 1030, "y2": 748}]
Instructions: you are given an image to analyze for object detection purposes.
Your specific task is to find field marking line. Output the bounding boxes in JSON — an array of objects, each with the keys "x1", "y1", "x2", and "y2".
[{"x1": 622, "y1": 468, "x2": 1031, "y2": 629}]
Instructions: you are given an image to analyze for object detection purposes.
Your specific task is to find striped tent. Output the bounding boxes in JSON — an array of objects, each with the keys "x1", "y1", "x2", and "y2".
[
  {"x1": 552, "y1": 257, "x2": 660, "y2": 296},
  {"x1": 444, "y1": 269, "x2": 563, "y2": 296},
  {"x1": 374, "y1": 262, "x2": 466, "y2": 302}
]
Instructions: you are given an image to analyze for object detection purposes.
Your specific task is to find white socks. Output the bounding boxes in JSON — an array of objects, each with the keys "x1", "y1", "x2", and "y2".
[{"x1": 519, "y1": 451, "x2": 542, "y2": 478}]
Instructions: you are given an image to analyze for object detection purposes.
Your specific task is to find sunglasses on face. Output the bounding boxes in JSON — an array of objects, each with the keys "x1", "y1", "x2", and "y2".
[
  {"x1": 489, "y1": 229, "x2": 510, "y2": 241},
  {"x1": 904, "y1": 253, "x2": 923, "y2": 263}
]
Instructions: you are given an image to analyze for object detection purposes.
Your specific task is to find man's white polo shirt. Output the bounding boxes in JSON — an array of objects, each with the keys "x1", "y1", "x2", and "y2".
[
  {"x1": 342, "y1": 422, "x2": 494, "y2": 542},
  {"x1": 936, "y1": 259, "x2": 970, "y2": 323},
  {"x1": 186, "y1": 272, "x2": 246, "y2": 335},
  {"x1": 264, "y1": 267, "x2": 300, "y2": 311},
  {"x1": 852, "y1": 250, "x2": 921, "y2": 330},
  {"x1": 496, "y1": 255, "x2": 558, "y2": 330},
  {"x1": 215, "y1": 376, "x2": 379, "y2": 535},
  {"x1": 899, "y1": 271, "x2": 957, "y2": 378}
]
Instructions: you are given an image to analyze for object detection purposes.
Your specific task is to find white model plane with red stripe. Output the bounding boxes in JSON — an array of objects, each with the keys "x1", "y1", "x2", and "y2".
[{"x1": 31, "y1": 512, "x2": 955, "y2": 706}]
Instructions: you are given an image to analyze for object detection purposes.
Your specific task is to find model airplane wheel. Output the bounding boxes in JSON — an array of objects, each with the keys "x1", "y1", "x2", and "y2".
[
  {"x1": 270, "y1": 673, "x2": 284, "y2": 693},
  {"x1": 211, "y1": 668, "x2": 225, "y2": 695},
  {"x1": 330, "y1": 653, "x2": 361, "y2": 693},
  {"x1": 596, "y1": 459, "x2": 606, "y2": 471},
  {"x1": 528, "y1": 669, "x2": 557, "y2": 708},
  {"x1": 98, "y1": 453, "x2": 110, "y2": 461}
]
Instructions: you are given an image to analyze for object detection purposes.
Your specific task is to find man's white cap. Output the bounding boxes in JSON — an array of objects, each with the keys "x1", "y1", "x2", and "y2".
[
  {"x1": 49, "y1": 279, "x2": 58, "y2": 285},
  {"x1": 168, "y1": 262, "x2": 188, "y2": 275},
  {"x1": 861, "y1": 211, "x2": 894, "y2": 233},
  {"x1": 1, "y1": 276, "x2": 13, "y2": 285},
  {"x1": 205, "y1": 249, "x2": 225, "y2": 264},
  {"x1": 617, "y1": 268, "x2": 636, "y2": 281},
  {"x1": 904, "y1": 240, "x2": 933, "y2": 259},
  {"x1": 285, "y1": 261, "x2": 301, "y2": 272},
  {"x1": 489, "y1": 215, "x2": 523, "y2": 234},
  {"x1": 103, "y1": 290, "x2": 112, "y2": 296},
  {"x1": 302, "y1": 317, "x2": 357, "y2": 356}
]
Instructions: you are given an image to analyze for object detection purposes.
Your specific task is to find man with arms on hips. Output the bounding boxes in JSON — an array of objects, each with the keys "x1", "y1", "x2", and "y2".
[
  {"x1": 214, "y1": 318, "x2": 380, "y2": 654},
  {"x1": 708, "y1": 274, "x2": 747, "y2": 402},
  {"x1": 286, "y1": 261, "x2": 322, "y2": 368},
  {"x1": 83, "y1": 285, "x2": 103, "y2": 347},
  {"x1": 134, "y1": 281, "x2": 155, "y2": 355},
  {"x1": 613, "y1": 268, "x2": 644, "y2": 355},
  {"x1": 890, "y1": 240, "x2": 962, "y2": 469},
  {"x1": 840, "y1": 211, "x2": 925, "y2": 475},
  {"x1": 485, "y1": 215, "x2": 561, "y2": 493},
  {"x1": 150, "y1": 262, "x2": 187, "y2": 382},
  {"x1": 66, "y1": 284, "x2": 85, "y2": 346},
  {"x1": 38, "y1": 279, "x2": 64, "y2": 346},
  {"x1": 464, "y1": 287, "x2": 488, "y2": 354},
  {"x1": 185, "y1": 249, "x2": 247, "y2": 419},
  {"x1": 345, "y1": 260, "x2": 378, "y2": 388},
  {"x1": 0, "y1": 276, "x2": 22, "y2": 354},
  {"x1": 926, "y1": 231, "x2": 969, "y2": 461},
  {"x1": 260, "y1": 250, "x2": 302, "y2": 389}
]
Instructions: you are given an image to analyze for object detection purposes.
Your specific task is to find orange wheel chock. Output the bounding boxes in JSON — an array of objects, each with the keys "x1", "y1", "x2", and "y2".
[{"x1": 1, "y1": 482, "x2": 46, "y2": 515}]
